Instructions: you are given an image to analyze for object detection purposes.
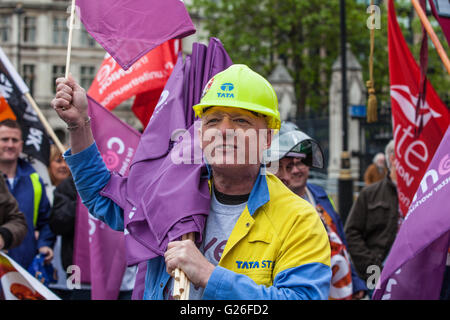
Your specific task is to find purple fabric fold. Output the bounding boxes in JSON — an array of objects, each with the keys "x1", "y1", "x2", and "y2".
[
  {"x1": 74, "y1": 97, "x2": 141, "y2": 299},
  {"x1": 101, "y1": 38, "x2": 233, "y2": 270},
  {"x1": 76, "y1": 0, "x2": 196, "y2": 70}
]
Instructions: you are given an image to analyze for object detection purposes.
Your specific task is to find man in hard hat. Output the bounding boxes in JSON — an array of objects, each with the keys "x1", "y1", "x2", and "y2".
[
  {"x1": 265, "y1": 121, "x2": 367, "y2": 300},
  {"x1": 51, "y1": 64, "x2": 331, "y2": 300}
]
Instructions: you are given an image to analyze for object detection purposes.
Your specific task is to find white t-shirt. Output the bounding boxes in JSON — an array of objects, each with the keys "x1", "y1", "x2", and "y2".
[{"x1": 164, "y1": 189, "x2": 247, "y2": 299}]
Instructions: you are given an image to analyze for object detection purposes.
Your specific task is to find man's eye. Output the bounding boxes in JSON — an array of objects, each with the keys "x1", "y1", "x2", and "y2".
[
  {"x1": 234, "y1": 118, "x2": 249, "y2": 124},
  {"x1": 206, "y1": 118, "x2": 219, "y2": 124}
]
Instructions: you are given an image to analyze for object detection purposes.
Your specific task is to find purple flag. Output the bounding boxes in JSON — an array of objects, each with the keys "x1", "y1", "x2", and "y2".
[
  {"x1": 73, "y1": 96, "x2": 141, "y2": 300},
  {"x1": 76, "y1": 0, "x2": 196, "y2": 70},
  {"x1": 99, "y1": 38, "x2": 232, "y2": 299},
  {"x1": 372, "y1": 125, "x2": 450, "y2": 300}
]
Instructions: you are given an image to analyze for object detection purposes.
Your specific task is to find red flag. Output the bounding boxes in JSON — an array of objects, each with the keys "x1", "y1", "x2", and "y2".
[
  {"x1": 388, "y1": 0, "x2": 450, "y2": 216},
  {"x1": 88, "y1": 40, "x2": 180, "y2": 128}
]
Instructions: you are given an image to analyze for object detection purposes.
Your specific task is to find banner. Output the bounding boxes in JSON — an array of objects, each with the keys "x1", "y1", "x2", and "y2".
[
  {"x1": 316, "y1": 204, "x2": 353, "y2": 300},
  {"x1": 73, "y1": 96, "x2": 141, "y2": 299},
  {"x1": 373, "y1": 125, "x2": 450, "y2": 300},
  {"x1": 76, "y1": 0, "x2": 195, "y2": 70},
  {"x1": 0, "y1": 252, "x2": 60, "y2": 300},
  {"x1": 388, "y1": 0, "x2": 450, "y2": 216},
  {"x1": 88, "y1": 40, "x2": 179, "y2": 128},
  {"x1": 0, "y1": 47, "x2": 51, "y2": 166}
]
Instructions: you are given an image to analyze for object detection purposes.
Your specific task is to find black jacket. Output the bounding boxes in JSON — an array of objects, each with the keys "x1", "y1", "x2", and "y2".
[
  {"x1": 344, "y1": 174, "x2": 399, "y2": 280},
  {"x1": 49, "y1": 177, "x2": 77, "y2": 271},
  {"x1": 0, "y1": 173, "x2": 27, "y2": 249}
]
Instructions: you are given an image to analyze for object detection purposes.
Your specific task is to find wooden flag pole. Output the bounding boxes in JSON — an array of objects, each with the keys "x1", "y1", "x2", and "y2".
[
  {"x1": 24, "y1": 93, "x2": 66, "y2": 154},
  {"x1": 411, "y1": 0, "x2": 450, "y2": 75},
  {"x1": 65, "y1": 0, "x2": 77, "y2": 79},
  {"x1": 173, "y1": 232, "x2": 195, "y2": 300}
]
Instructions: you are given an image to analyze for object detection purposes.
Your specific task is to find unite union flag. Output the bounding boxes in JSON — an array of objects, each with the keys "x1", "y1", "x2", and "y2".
[{"x1": 387, "y1": 0, "x2": 449, "y2": 217}]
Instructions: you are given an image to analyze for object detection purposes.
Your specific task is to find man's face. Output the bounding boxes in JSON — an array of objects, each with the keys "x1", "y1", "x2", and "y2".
[
  {"x1": 0, "y1": 126, "x2": 23, "y2": 163},
  {"x1": 199, "y1": 106, "x2": 271, "y2": 169},
  {"x1": 275, "y1": 157, "x2": 309, "y2": 194}
]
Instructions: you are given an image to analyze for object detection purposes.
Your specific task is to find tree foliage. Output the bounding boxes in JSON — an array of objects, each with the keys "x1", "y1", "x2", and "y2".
[{"x1": 189, "y1": 0, "x2": 449, "y2": 119}]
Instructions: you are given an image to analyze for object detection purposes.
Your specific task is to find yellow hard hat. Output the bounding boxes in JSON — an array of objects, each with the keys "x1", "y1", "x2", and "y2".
[{"x1": 193, "y1": 64, "x2": 281, "y2": 130}]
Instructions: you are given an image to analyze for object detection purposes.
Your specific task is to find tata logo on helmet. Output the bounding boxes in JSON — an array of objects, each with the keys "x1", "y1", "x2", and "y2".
[
  {"x1": 220, "y1": 83, "x2": 234, "y2": 91},
  {"x1": 217, "y1": 82, "x2": 235, "y2": 98}
]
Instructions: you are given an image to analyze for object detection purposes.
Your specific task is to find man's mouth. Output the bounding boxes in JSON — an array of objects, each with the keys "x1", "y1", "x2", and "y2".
[{"x1": 214, "y1": 144, "x2": 237, "y2": 151}]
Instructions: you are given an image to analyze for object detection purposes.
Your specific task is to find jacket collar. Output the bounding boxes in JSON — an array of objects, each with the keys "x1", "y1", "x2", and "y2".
[
  {"x1": 15, "y1": 158, "x2": 36, "y2": 177},
  {"x1": 206, "y1": 163, "x2": 270, "y2": 217}
]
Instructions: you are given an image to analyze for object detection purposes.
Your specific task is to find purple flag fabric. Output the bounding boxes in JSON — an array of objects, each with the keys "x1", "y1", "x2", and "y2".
[
  {"x1": 73, "y1": 96, "x2": 141, "y2": 299},
  {"x1": 76, "y1": 0, "x2": 196, "y2": 70},
  {"x1": 372, "y1": 125, "x2": 450, "y2": 300},
  {"x1": 99, "y1": 38, "x2": 232, "y2": 299}
]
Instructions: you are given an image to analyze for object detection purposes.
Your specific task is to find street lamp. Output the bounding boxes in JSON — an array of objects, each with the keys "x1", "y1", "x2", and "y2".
[
  {"x1": 338, "y1": 0, "x2": 354, "y2": 225},
  {"x1": 14, "y1": 2, "x2": 25, "y2": 75}
]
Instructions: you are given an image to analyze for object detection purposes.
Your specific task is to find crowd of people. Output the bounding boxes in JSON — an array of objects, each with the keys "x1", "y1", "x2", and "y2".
[
  {"x1": 0, "y1": 118, "x2": 135, "y2": 300},
  {"x1": 0, "y1": 63, "x2": 446, "y2": 300}
]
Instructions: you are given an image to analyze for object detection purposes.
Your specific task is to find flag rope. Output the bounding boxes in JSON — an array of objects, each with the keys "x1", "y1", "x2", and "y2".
[{"x1": 411, "y1": 0, "x2": 450, "y2": 75}]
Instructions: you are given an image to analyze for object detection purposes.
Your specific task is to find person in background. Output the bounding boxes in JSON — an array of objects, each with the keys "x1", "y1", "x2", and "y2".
[
  {"x1": 0, "y1": 119, "x2": 54, "y2": 269},
  {"x1": 47, "y1": 144, "x2": 71, "y2": 195},
  {"x1": 363, "y1": 152, "x2": 387, "y2": 185},
  {"x1": 50, "y1": 176, "x2": 136, "y2": 300},
  {"x1": 45, "y1": 144, "x2": 72, "y2": 299},
  {"x1": 344, "y1": 140, "x2": 399, "y2": 298},
  {"x1": 0, "y1": 173, "x2": 27, "y2": 252},
  {"x1": 265, "y1": 121, "x2": 367, "y2": 300}
]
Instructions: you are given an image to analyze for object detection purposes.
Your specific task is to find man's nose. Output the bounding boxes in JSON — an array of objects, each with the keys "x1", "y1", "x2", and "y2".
[
  {"x1": 218, "y1": 117, "x2": 235, "y2": 135},
  {"x1": 5, "y1": 139, "x2": 15, "y2": 147},
  {"x1": 291, "y1": 164, "x2": 301, "y2": 174}
]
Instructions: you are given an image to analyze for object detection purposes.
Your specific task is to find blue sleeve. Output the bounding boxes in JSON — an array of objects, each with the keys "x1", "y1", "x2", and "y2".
[
  {"x1": 64, "y1": 143, "x2": 124, "y2": 231},
  {"x1": 202, "y1": 263, "x2": 331, "y2": 300},
  {"x1": 36, "y1": 179, "x2": 55, "y2": 249}
]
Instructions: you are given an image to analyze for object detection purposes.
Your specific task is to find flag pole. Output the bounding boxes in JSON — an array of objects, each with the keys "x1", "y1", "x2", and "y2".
[
  {"x1": 65, "y1": 0, "x2": 76, "y2": 79},
  {"x1": 24, "y1": 93, "x2": 66, "y2": 154},
  {"x1": 411, "y1": 0, "x2": 450, "y2": 75},
  {"x1": 173, "y1": 233, "x2": 195, "y2": 300}
]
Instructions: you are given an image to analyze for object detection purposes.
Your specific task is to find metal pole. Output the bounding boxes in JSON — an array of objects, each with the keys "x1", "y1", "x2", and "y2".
[
  {"x1": 338, "y1": 0, "x2": 353, "y2": 225},
  {"x1": 14, "y1": 3, "x2": 25, "y2": 75}
]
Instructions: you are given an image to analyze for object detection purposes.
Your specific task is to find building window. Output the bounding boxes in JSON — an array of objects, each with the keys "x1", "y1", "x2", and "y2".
[
  {"x1": 53, "y1": 17, "x2": 67, "y2": 45},
  {"x1": 80, "y1": 28, "x2": 96, "y2": 48},
  {"x1": 80, "y1": 66, "x2": 96, "y2": 89},
  {"x1": 23, "y1": 16, "x2": 36, "y2": 43},
  {"x1": 0, "y1": 15, "x2": 11, "y2": 43},
  {"x1": 22, "y1": 64, "x2": 35, "y2": 96},
  {"x1": 52, "y1": 65, "x2": 65, "y2": 92}
]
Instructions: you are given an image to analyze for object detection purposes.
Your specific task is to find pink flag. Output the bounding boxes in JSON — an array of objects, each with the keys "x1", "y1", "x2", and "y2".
[
  {"x1": 388, "y1": 0, "x2": 450, "y2": 216},
  {"x1": 73, "y1": 96, "x2": 141, "y2": 299},
  {"x1": 76, "y1": 0, "x2": 196, "y2": 70}
]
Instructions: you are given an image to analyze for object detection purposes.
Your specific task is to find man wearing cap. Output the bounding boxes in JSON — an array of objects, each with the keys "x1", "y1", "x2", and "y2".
[
  {"x1": 51, "y1": 65, "x2": 331, "y2": 300},
  {"x1": 265, "y1": 122, "x2": 367, "y2": 300}
]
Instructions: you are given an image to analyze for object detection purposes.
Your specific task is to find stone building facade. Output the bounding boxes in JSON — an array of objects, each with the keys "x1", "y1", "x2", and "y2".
[{"x1": 0, "y1": 0, "x2": 203, "y2": 144}]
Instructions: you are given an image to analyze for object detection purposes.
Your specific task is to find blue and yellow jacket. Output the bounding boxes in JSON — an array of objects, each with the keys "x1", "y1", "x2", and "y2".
[
  {"x1": 6, "y1": 158, "x2": 54, "y2": 269},
  {"x1": 66, "y1": 143, "x2": 332, "y2": 300}
]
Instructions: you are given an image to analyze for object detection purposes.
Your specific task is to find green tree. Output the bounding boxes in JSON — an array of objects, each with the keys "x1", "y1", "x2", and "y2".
[{"x1": 189, "y1": 0, "x2": 449, "y2": 119}]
